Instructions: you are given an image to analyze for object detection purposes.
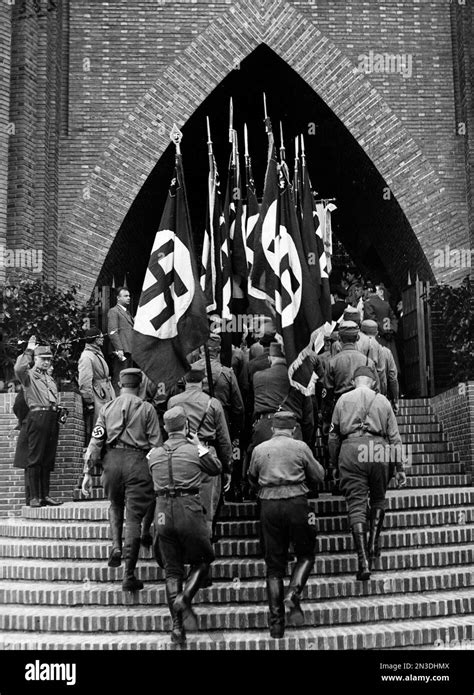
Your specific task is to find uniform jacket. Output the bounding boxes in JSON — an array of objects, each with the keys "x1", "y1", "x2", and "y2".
[
  {"x1": 249, "y1": 432, "x2": 324, "y2": 500},
  {"x1": 85, "y1": 392, "x2": 162, "y2": 464},
  {"x1": 193, "y1": 358, "x2": 245, "y2": 439},
  {"x1": 14, "y1": 350, "x2": 58, "y2": 408},
  {"x1": 107, "y1": 304, "x2": 134, "y2": 354},
  {"x1": 168, "y1": 386, "x2": 233, "y2": 472},
  {"x1": 78, "y1": 344, "x2": 115, "y2": 421},
  {"x1": 382, "y1": 345, "x2": 399, "y2": 402},
  {"x1": 148, "y1": 433, "x2": 222, "y2": 492},
  {"x1": 363, "y1": 294, "x2": 398, "y2": 337},
  {"x1": 324, "y1": 344, "x2": 377, "y2": 397}
]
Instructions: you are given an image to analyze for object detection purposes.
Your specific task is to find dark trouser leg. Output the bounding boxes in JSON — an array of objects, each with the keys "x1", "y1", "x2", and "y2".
[
  {"x1": 285, "y1": 497, "x2": 316, "y2": 625},
  {"x1": 367, "y1": 459, "x2": 389, "y2": 570},
  {"x1": 108, "y1": 504, "x2": 124, "y2": 567},
  {"x1": 173, "y1": 562, "x2": 209, "y2": 631},
  {"x1": 141, "y1": 499, "x2": 155, "y2": 548},
  {"x1": 40, "y1": 467, "x2": 50, "y2": 499},
  {"x1": 24, "y1": 470, "x2": 30, "y2": 505},
  {"x1": 260, "y1": 499, "x2": 289, "y2": 638},
  {"x1": 27, "y1": 465, "x2": 41, "y2": 504},
  {"x1": 122, "y1": 454, "x2": 154, "y2": 591}
]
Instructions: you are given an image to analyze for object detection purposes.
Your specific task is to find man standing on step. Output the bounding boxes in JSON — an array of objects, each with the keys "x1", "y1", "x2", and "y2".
[
  {"x1": 168, "y1": 363, "x2": 232, "y2": 540},
  {"x1": 328, "y1": 365, "x2": 406, "y2": 582},
  {"x1": 78, "y1": 327, "x2": 115, "y2": 434},
  {"x1": 107, "y1": 287, "x2": 134, "y2": 396},
  {"x1": 148, "y1": 406, "x2": 222, "y2": 645},
  {"x1": 14, "y1": 336, "x2": 62, "y2": 508},
  {"x1": 248, "y1": 411, "x2": 325, "y2": 639},
  {"x1": 82, "y1": 368, "x2": 162, "y2": 592}
]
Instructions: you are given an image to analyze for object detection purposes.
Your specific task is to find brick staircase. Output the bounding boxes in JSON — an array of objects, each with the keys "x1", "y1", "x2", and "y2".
[{"x1": 0, "y1": 398, "x2": 472, "y2": 650}]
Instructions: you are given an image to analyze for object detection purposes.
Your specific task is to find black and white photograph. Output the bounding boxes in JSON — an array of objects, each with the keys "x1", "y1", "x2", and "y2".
[{"x1": 0, "y1": 0, "x2": 473, "y2": 688}]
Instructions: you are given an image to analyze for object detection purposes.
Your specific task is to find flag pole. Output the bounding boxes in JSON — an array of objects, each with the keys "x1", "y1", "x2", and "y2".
[
  {"x1": 229, "y1": 97, "x2": 234, "y2": 144},
  {"x1": 204, "y1": 117, "x2": 216, "y2": 397},
  {"x1": 279, "y1": 121, "x2": 285, "y2": 162}
]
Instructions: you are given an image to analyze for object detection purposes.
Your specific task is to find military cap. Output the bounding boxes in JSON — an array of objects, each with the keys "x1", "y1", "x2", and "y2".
[
  {"x1": 186, "y1": 363, "x2": 205, "y2": 382},
  {"x1": 269, "y1": 342, "x2": 285, "y2": 358},
  {"x1": 338, "y1": 321, "x2": 359, "y2": 339},
  {"x1": 84, "y1": 326, "x2": 102, "y2": 342},
  {"x1": 328, "y1": 330, "x2": 339, "y2": 342},
  {"x1": 343, "y1": 307, "x2": 361, "y2": 324},
  {"x1": 353, "y1": 365, "x2": 377, "y2": 380},
  {"x1": 361, "y1": 319, "x2": 378, "y2": 336},
  {"x1": 272, "y1": 411, "x2": 297, "y2": 429},
  {"x1": 164, "y1": 405, "x2": 187, "y2": 432},
  {"x1": 119, "y1": 367, "x2": 142, "y2": 387},
  {"x1": 34, "y1": 345, "x2": 53, "y2": 358}
]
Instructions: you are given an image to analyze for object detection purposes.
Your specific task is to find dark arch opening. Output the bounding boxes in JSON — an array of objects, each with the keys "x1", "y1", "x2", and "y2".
[{"x1": 96, "y1": 43, "x2": 433, "y2": 304}]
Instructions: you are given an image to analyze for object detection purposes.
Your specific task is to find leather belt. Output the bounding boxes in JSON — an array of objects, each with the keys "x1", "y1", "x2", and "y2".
[
  {"x1": 156, "y1": 488, "x2": 200, "y2": 498},
  {"x1": 30, "y1": 405, "x2": 58, "y2": 412},
  {"x1": 345, "y1": 431, "x2": 383, "y2": 440},
  {"x1": 108, "y1": 442, "x2": 147, "y2": 452}
]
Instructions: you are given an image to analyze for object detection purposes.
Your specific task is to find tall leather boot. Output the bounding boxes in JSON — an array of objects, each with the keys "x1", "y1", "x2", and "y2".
[
  {"x1": 108, "y1": 506, "x2": 124, "y2": 568},
  {"x1": 140, "y1": 500, "x2": 155, "y2": 549},
  {"x1": 122, "y1": 537, "x2": 143, "y2": 591},
  {"x1": 284, "y1": 558, "x2": 314, "y2": 626},
  {"x1": 173, "y1": 562, "x2": 209, "y2": 630},
  {"x1": 166, "y1": 578, "x2": 186, "y2": 645},
  {"x1": 266, "y1": 577, "x2": 285, "y2": 639},
  {"x1": 351, "y1": 523, "x2": 371, "y2": 581},
  {"x1": 368, "y1": 508, "x2": 385, "y2": 571},
  {"x1": 28, "y1": 466, "x2": 41, "y2": 507}
]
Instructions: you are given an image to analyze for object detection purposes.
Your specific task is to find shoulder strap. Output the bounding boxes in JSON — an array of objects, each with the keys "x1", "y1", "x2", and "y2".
[
  {"x1": 196, "y1": 398, "x2": 212, "y2": 436},
  {"x1": 110, "y1": 400, "x2": 147, "y2": 447},
  {"x1": 163, "y1": 444, "x2": 175, "y2": 491}
]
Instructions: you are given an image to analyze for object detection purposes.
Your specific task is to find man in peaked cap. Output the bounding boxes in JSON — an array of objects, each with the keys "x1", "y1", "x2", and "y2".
[
  {"x1": 358, "y1": 319, "x2": 388, "y2": 398},
  {"x1": 14, "y1": 335, "x2": 62, "y2": 507},
  {"x1": 324, "y1": 322, "x2": 377, "y2": 405},
  {"x1": 148, "y1": 405, "x2": 221, "y2": 645},
  {"x1": 249, "y1": 411, "x2": 324, "y2": 639},
  {"x1": 82, "y1": 367, "x2": 162, "y2": 591},
  {"x1": 168, "y1": 361, "x2": 233, "y2": 541},
  {"x1": 78, "y1": 327, "x2": 115, "y2": 434},
  {"x1": 328, "y1": 365, "x2": 406, "y2": 582}
]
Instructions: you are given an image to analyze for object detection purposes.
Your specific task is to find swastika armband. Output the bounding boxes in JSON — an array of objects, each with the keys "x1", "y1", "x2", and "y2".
[
  {"x1": 329, "y1": 423, "x2": 335, "y2": 433},
  {"x1": 92, "y1": 425, "x2": 106, "y2": 440}
]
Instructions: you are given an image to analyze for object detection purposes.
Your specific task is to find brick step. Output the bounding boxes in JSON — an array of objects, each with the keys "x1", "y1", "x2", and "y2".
[
  {"x1": 2, "y1": 505, "x2": 474, "y2": 540},
  {"x1": 0, "y1": 525, "x2": 472, "y2": 558},
  {"x1": 399, "y1": 399, "x2": 431, "y2": 406},
  {"x1": 397, "y1": 431, "x2": 445, "y2": 441},
  {"x1": 405, "y1": 464, "x2": 465, "y2": 475},
  {"x1": 0, "y1": 613, "x2": 471, "y2": 650},
  {"x1": 0, "y1": 544, "x2": 472, "y2": 580},
  {"x1": 387, "y1": 475, "x2": 470, "y2": 489},
  {"x1": 21, "y1": 490, "x2": 474, "y2": 522},
  {"x1": 395, "y1": 416, "x2": 439, "y2": 424},
  {"x1": 0, "y1": 587, "x2": 473, "y2": 633},
  {"x1": 0, "y1": 566, "x2": 472, "y2": 607}
]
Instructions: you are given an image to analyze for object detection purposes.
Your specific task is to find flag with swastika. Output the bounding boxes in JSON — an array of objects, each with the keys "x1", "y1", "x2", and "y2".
[{"x1": 132, "y1": 154, "x2": 209, "y2": 390}]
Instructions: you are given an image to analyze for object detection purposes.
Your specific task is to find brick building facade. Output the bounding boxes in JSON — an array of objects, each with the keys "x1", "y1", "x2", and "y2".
[{"x1": 0, "y1": 0, "x2": 472, "y2": 301}]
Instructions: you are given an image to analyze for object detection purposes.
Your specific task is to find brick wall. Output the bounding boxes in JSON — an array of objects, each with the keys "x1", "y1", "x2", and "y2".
[
  {"x1": 0, "y1": 391, "x2": 85, "y2": 518},
  {"x1": 431, "y1": 381, "x2": 474, "y2": 478},
  {"x1": 3, "y1": 0, "x2": 472, "y2": 299}
]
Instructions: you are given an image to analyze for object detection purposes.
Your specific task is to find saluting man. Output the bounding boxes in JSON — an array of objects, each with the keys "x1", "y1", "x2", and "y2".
[
  {"x1": 14, "y1": 335, "x2": 62, "y2": 507},
  {"x1": 328, "y1": 365, "x2": 406, "y2": 582},
  {"x1": 148, "y1": 406, "x2": 222, "y2": 645},
  {"x1": 249, "y1": 411, "x2": 325, "y2": 639},
  {"x1": 82, "y1": 368, "x2": 162, "y2": 591}
]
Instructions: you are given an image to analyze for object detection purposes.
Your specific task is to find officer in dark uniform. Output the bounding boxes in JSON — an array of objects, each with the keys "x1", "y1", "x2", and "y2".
[
  {"x1": 82, "y1": 368, "x2": 162, "y2": 591},
  {"x1": 248, "y1": 411, "x2": 325, "y2": 639},
  {"x1": 168, "y1": 363, "x2": 232, "y2": 538},
  {"x1": 148, "y1": 406, "x2": 222, "y2": 645},
  {"x1": 328, "y1": 365, "x2": 406, "y2": 581},
  {"x1": 250, "y1": 342, "x2": 314, "y2": 452},
  {"x1": 14, "y1": 336, "x2": 62, "y2": 507}
]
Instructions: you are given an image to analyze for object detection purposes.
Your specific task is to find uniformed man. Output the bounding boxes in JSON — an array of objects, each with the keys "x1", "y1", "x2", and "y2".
[
  {"x1": 107, "y1": 287, "x2": 134, "y2": 395},
  {"x1": 14, "y1": 336, "x2": 62, "y2": 507},
  {"x1": 78, "y1": 327, "x2": 115, "y2": 432},
  {"x1": 357, "y1": 320, "x2": 387, "y2": 395},
  {"x1": 168, "y1": 364, "x2": 232, "y2": 538},
  {"x1": 248, "y1": 411, "x2": 325, "y2": 639},
  {"x1": 328, "y1": 366, "x2": 407, "y2": 581},
  {"x1": 382, "y1": 344, "x2": 400, "y2": 413},
  {"x1": 251, "y1": 342, "x2": 314, "y2": 451},
  {"x1": 363, "y1": 284, "x2": 400, "y2": 372},
  {"x1": 148, "y1": 406, "x2": 222, "y2": 645},
  {"x1": 81, "y1": 368, "x2": 162, "y2": 591}
]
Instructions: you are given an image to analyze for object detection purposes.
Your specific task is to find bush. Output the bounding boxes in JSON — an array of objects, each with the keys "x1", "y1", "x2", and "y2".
[
  {"x1": 429, "y1": 276, "x2": 473, "y2": 385},
  {"x1": 0, "y1": 279, "x2": 93, "y2": 385}
]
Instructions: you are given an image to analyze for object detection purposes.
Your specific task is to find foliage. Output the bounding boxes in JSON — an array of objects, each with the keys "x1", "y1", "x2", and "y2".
[
  {"x1": 0, "y1": 279, "x2": 94, "y2": 385},
  {"x1": 429, "y1": 276, "x2": 473, "y2": 385}
]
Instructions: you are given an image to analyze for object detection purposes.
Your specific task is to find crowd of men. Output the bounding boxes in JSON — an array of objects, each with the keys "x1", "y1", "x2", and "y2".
[{"x1": 12, "y1": 276, "x2": 407, "y2": 644}]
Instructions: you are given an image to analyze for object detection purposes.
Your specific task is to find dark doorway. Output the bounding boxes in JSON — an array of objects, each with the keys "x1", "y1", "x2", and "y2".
[{"x1": 96, "y1": 44, "x2": 433, "y2": 305}]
